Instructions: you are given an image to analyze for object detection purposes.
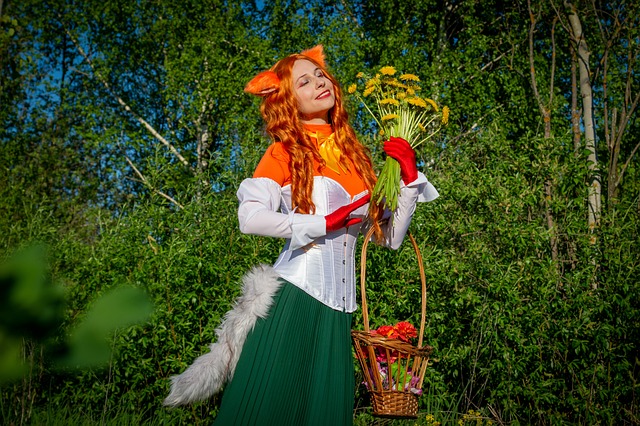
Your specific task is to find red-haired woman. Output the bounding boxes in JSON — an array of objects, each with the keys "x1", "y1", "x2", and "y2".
[{"x1": 164, "y1": 46, "x2": 438, "y2": 425}]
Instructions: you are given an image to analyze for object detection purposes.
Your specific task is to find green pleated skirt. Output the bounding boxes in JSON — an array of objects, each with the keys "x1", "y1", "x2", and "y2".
[{"x1": 213, "y1": 280, "x2": 354, "y2": 426}]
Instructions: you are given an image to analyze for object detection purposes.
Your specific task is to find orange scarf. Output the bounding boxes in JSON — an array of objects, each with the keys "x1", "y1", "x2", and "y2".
[{"x1": 303, "y1": 123, "x2": 345, "y2": 174}]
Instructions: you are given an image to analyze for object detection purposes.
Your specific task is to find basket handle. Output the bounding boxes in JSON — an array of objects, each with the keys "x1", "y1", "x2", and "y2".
[{"x1": 360, "y1": 225, "x2": 427, "y2": 348}]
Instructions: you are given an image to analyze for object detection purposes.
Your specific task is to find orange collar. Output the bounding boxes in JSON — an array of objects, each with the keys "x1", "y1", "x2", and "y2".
[
  {"x1": 303, "y1": 124, "x2": 345, "y2": 174},
  {"x1": 303, "y1": 123, "x2": 333, "y2": 137}
]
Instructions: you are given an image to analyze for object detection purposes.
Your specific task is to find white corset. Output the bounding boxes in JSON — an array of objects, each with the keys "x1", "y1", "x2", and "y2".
[
  {"x1": 274, "y1": 178, "x2": 367, "y2": 312},
  {"x1": 236, "y1": 173, "x2": 439, "y2": 313}
]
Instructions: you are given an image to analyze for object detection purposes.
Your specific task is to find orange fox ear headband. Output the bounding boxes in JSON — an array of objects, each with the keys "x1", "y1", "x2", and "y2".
[{"x1": 244, "y1": 45, "x2": 327, "y2": 97}]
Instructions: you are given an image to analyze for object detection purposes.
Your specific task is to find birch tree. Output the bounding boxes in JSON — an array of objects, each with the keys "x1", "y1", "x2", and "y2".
[
  {"x1": 564, "y1": 1, "x2": 601, "y2": 232},
  {"x1": 54, "y1": 0, "x2": 266, "y2": 208}
]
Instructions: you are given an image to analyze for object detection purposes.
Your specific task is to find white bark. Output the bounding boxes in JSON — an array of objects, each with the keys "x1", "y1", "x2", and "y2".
[
  {"x1": 565, "y1": 1, "x2": 601, "y2": 230},
  {"x1": 62, "y1": 21, "x2": 196, "y2": 175}
]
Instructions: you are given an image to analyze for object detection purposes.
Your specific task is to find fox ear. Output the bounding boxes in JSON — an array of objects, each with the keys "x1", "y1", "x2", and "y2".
[
  {"x1": 301, "y1": 45, "x2": 326, "y2": 68},
  {"x1": 244, "y1": 70, "x2": 280, "y2": 96}
]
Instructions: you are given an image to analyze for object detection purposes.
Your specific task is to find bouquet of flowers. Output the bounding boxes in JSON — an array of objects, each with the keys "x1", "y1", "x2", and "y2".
[
  {"x1": 349, "y1": 66, "x2": 449, "y2": 211},
  {"x1": 365, "y1": 321, "x2": 423, "y2": 395}
]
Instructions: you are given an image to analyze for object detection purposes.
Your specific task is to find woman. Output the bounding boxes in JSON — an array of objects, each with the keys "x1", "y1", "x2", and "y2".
[{"x1": 164, "y1": 45, "x2": 438, "y2": 425}]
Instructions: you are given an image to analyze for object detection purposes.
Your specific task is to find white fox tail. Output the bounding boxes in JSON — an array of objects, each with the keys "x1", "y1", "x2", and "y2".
[{"x1": 163, "y1": 265, "x2": 282, "y2": 406}]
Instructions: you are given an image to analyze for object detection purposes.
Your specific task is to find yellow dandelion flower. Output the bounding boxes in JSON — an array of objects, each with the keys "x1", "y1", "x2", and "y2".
[
  {"x1": 400, "y1": 73, "x2": 420, "y2": 81},
  {"x1": 406, "y1": 88, "x2": 415, "y2": 96},
  {"x1": 379, "y1": 98, "x2": 400, "y2": 106},
  {"x1": 425, "y1": 98, "x2": 439, "y2": 111},
  {"x1": 407, "y1": 97, "x2": 428, "y2": 108},
  {"x1": 365, "y1": 77, "x2": 379, "y2": 87},
  {"x1": 379, "y1": 66, "x2": 396, "y2": 75},
  {"x1": 397, "y1": 92, "x2": 407, "y2": 99},
  {"x1": 379, "y1": 129, "x2": 385, "y2": 136},
  {"x1": 442, "y1": 105, "x2": 450, "y2": 124},
  {"x1": 418, "y1": 123, "x2": 426, "y2": 132},
  {"x1": 381, "y1": 113, "x2": 399, "y2": 121},
  {"x1": 363, "y1": 86, "x2": 375, "y2": 97},
  {"x1": 356, "y1": 72, "x2": 364, "y2": 78},
  {"x1": 386, "y1": 79, "x2": 407, "y2": 89},
  {"x1": 347, "y1": 83, "x2": 357, "y2": 94}
]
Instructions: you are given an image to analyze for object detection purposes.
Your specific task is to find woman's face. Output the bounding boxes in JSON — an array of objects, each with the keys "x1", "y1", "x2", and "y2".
[{"x1": 291, "y1": 59, "x2": 335, "y2": 124}]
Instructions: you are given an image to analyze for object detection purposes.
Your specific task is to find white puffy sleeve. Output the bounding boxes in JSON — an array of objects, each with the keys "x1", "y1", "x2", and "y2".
[
  {"x1": 380, "y1": 172, "x2": 439, "y2": 249},
  {"x1": 236, "y1": 177, "x2": 327, "y2": 250}
]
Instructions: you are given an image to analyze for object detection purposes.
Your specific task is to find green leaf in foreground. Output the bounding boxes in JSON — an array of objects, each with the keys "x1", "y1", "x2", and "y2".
[{"x1": 59, "y1": 286, "x2": 154, "y2": 369}]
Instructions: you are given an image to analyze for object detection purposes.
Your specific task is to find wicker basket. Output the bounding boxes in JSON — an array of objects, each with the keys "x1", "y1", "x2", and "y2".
[{"x1": 352, "y1": 226, "x2": 433, "y2": 418}]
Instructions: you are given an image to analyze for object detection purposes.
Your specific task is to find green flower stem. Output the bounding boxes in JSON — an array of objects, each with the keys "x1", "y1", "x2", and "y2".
[
  {"x1": 358, "y1": 95, "x2": 383, "y2": 130},
  {"x1": 373, "y1": 157, "x2": 401, "y2": 211},
  {"x1": 353, "y1": 71, "x2": 445, "y2": 212},
  {"x1": 413, "y1": 126, "x2": 442, "y2": 150}
]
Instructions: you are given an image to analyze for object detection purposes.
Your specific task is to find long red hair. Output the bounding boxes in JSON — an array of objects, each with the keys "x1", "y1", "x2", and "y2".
[{"x1": 258, "y1": 51, "x2": 383, "y2": 240}]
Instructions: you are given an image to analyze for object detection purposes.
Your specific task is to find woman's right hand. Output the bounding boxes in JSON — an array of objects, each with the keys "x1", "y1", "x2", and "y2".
[
  {"x1": 325, "y1": 194, "x2": 371, "y2": 232},
  {"x1": 384, "y1": 137, "x2": 418, "y2": 184}
]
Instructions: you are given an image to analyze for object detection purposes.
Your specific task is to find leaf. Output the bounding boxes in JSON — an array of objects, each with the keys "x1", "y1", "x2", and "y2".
[{"x1": 58, "y1": 286, "x2": 154, "y2": 369}]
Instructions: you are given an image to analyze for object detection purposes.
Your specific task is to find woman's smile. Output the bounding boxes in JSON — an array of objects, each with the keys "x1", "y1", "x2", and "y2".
[{"x1": 292, "y1": 59, "x2": 336, "y2": 124}]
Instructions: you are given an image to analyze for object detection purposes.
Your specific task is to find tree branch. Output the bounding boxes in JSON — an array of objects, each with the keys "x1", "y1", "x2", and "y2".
[
  {"x1": 549, "y1": 17, "x2": 558, "y2": 109},
  {"x1": 464, "y1": 46, "x2": 516, "y2": 83},
  {"x1": 60, "y1": 17, "x2": 195, "y2": 175},
  {"x1": 614, "y1": 90, "x2": 640, "y2": 189},
  {"x1": 616, "y1": 140, "x2": 640, "y2": 189},
  {"x1": 124, "y1": 155, "x2": 184, "y2": 210},
  {"x1": 527, "y1": 0, "x2": 549, "y2": 127}
]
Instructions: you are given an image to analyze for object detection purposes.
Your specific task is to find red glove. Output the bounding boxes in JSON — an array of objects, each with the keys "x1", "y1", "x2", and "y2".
[
  {"x1": 325, "y1": 194, "x2": 371, "y2": 232},
  {"x1": 384, "y1": 137, "x2": 418, "y2": 184}
]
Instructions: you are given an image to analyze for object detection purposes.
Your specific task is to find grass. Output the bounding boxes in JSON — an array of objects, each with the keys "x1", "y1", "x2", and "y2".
[{"x1": 3, "y1": 402, "x2": 496, "y2": 426}]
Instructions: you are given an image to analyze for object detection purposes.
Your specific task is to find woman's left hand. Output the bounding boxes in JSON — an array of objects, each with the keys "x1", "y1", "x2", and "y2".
[
  {"x1": 325, "y1": 194, "x2": 371, "y2": 232},
  {"x1": 384, "y1": 137, "x2": 418, "y2": 184}
]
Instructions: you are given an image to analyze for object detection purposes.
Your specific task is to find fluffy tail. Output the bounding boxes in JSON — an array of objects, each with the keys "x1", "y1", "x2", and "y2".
[{"x1": 163, "y1": 264, "x2": 282, "y2": 406}]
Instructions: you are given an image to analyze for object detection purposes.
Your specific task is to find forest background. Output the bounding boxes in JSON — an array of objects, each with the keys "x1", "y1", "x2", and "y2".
[{"x1": 1, "y1": 0, "x2": 638, "y2": 425}]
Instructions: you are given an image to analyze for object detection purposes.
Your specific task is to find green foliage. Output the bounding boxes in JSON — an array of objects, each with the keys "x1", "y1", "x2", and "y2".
[
  {"x1": 61, "y1": 285, "x2": 154, "y2": 370},
  {"x1": 0, "y1": 247, "x2": 65, "y2": 382},
  {"x1": 1, "y1": 0, "x2": 639, "y2": 425},
  {"x1": 0, "y1": 245, "x2": 154, "y2": 376},
  {"x1": 410, "y1": 125, "x2": 639, "y2": 424}
]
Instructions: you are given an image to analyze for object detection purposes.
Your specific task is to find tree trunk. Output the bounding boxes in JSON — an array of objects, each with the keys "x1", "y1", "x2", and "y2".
[
  {"x1": 565, "y1": 1, "x2": 601, "y2": 232},
  {"x1": 528, "y1": 0, "x2": 558, "y2": 262},
  {"x1": 196, "y1": 118, "x2": 210, "y2": 202},
  {"x1": 607, "y1": 107, "x2": 621, "y2": 203},
  {"x1": 570, "y1": 44, "x2": 581, "y2": 154}
]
